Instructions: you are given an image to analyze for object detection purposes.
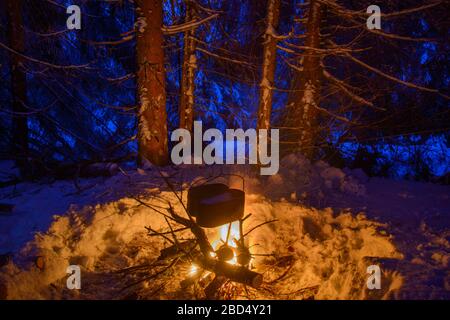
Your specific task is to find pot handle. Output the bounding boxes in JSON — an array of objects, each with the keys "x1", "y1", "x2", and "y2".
[{"x1": 190, "y1": 174, "x2": 245, "y2": 192}]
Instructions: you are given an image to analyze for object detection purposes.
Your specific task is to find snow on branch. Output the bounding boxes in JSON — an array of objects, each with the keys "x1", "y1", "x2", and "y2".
[
  {"x1": 0, "y1": 41, "x2": 91, "y2": 70},
  {"x1": 280, "y1": 55, "x2": 303, "y2": 72},
  {"x1": 322, "y1": 69, "x2": 380, "y2": 109},
  {"x1": 312, "y1": 104, "x2": 356, "y2": 124},
  {"x1": 279, "y1": 41, "x2": 366, "y2": 55},
  {"x1": 343, "y1": 52, "x2": 449, "y2": 99},
  {"x1": 162, "y1": 14, "x2": 219, "y2": 35},
  {"x1": 23, "y1": 27, "x2": 69, "y2": 38},
  {"x1": 318, "y1": 0, "x2": 443, "y2": 19},
  {"x1": 376, "y1": 1, "x2": 443, "y2": 18},
  {"x1": 101, "y1": 73, "x2": 135, "y2": 83},
  {"x1": 83, "y1": 34, "x2": 135, "y2": 46},
  {"x1": 193, "y1": 37, "x2": 257, "y2": 62},
  {"x1": 196, "y1": 47, "x2": 257, "y2": 68},
  {"x1": 364, "y1": 28, "x2": 437, "y2": 43},
  {"x1": 0, "y1": 99, "x2": 57, "y2": 116},
  {"x1": 193, "y1": 1, "x2": 224, "y2": 15}
]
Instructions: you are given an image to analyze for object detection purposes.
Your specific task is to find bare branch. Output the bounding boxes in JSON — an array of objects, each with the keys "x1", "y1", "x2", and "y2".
[
  {"x1": 0, "y1": 41, "x2": 91, "y2": 70},
  {"x1": 343, "y1": 52, "x2": 449, "y2": 99},
  {"x1": 162, "y1": 14, "x2": 219, "y2": 35}
]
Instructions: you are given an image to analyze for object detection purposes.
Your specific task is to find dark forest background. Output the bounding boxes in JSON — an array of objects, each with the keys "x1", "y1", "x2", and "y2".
[{"x1": 0, "y1": 0, "x2": 448, "y2": 182}]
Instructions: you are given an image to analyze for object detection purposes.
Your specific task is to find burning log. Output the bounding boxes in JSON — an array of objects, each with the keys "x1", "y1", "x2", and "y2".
[
  {"x1": 165, "y1": 207, "x2": 263, "y2": 288},
  {"x1": 197, "y1": 256, "x2": 263, "y2": 288},
  {"x1": 156, "y1": 241, "x2": 263, "y2": 288},
  {"x1": 216, "y1": 245, "x2": 234, "y2": 261},
  {"x1": 135, "y1": 175, "x2": 270, "y2": 297},
  {"x1": 145, "y1": 202, "x2": 266, "y2": 292},
  {"x1": 204, "y1": 276, "x2": 227, "y2": 299}
]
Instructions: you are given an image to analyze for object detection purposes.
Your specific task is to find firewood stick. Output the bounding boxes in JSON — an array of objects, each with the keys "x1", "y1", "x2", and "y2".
[
  {"x1": 146, "y1": 226, "x2": 175, "y2": 245},
  {"x1": 148, "y1": 226, "x2": 189, "y2": 236},
  {"x1": 134, "y1": 197, "x2": 178, "y2": 223},
  {"x1": 120, "y1": 258, "x2": 180, "y2": 292},
  {"x1": 243, "y1": 219, "x2": 278, "y2": 237},
  {"x1": 196, "y1": 257, "x2": 263, "y2": 288},
  {"x1": 205, "y1": 276, "x2": 227, "y2": 299},
  {"x1": 167, "y1": 205, "x2": 214, "y2": 256}
]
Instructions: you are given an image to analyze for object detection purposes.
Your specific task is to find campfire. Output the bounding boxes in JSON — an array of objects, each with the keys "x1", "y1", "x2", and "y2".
[
  {"x1": 129, "y1": 176, "x2": 271, "y2": 299},
  {"x1": 0, "y1": 167, "x2": 408, "y2": 300}
]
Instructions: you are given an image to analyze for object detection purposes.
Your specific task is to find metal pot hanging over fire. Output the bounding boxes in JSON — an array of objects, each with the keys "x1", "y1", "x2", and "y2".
[{"x1": 187, "y1": 182, "x2": 245, "y2": 228}]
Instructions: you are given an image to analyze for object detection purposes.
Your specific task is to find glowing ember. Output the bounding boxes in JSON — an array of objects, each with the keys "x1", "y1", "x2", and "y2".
[
  {"x1": 188, "y1": 221, "x2": 253, "y2": 280},
  {"x1": 210, "y1": 221, "x2": 242, "y2": 265}
]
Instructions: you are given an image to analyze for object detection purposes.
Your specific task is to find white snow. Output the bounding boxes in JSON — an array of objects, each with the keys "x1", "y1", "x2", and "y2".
[
  {"x1": 135, "y1": 17, "x2": 147, "y2": 34},
  {"x1": 0, "y1": 154, "x2": 448, "y2": 299}
]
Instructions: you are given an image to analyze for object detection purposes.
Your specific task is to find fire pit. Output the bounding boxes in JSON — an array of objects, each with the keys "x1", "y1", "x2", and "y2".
[{"x1": 136, "y1": 176, "x2": 269, "y2": 298}]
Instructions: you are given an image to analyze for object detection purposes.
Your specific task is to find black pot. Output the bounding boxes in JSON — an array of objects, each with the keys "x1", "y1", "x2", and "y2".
[
  {"x1": 187, "y1": 183, "x2": 229, "y2": 217},
  {"x1": 187, "y1": 183, "x2": 245, "y2": 228}
]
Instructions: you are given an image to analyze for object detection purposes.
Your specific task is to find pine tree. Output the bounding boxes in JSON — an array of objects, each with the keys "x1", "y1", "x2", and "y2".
[
  {"x1": 284, "y1": 0, "x2": 324, "y2": 159},
  {"x1": 257, "y1": 0, "x2": 281, "y2": 131},
  {"x1": 136, "y1": 0, "x2": 169, "y2": 166},
  {"x1": 179, "y1": 0, "x2": 197, "y2": 132},
  {"x1": 7, "y1": 0, "x2": 28, "y2": 171}
]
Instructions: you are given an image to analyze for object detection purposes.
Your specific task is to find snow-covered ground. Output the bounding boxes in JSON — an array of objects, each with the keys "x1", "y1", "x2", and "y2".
[{"x1": 0, "y1": 155, "x2": 448, "y2": 300}]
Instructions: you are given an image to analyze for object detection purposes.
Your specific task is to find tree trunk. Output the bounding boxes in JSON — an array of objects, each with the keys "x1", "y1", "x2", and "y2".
[
  {"x1": 179, "y1": 1, "x2": 197, "y2": 132},
  {"x1": 136, "y1": 0, "x2": 169, "y2": 166},
  {"x1": 7, "y1": 0, "x2": 28, "y2": 172},
  {"x1": 257, "y1": 0, "x2": 281, "y2": 131},
  {"x1": 284, "y1": 0, "x2": 323, "y2": 159}
]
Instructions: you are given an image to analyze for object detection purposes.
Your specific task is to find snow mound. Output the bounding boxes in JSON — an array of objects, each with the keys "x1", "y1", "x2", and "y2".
[
  {"x1": 0, "y1": 189, "x2": 402, "y2": 300},
  {"x1": 265, "y1": 154, "x2": 367, "y2": 204},
  {"x1": 246, "y1": 195, "x2": 403, "y2": 299}
]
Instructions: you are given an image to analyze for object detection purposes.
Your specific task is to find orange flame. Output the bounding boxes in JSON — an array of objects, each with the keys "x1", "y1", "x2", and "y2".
[{"x1": 210, "y1": 221, "x2": 241, "y2": 265}]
